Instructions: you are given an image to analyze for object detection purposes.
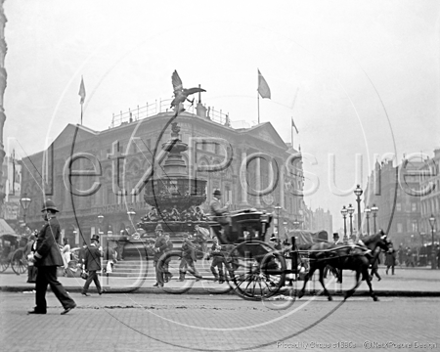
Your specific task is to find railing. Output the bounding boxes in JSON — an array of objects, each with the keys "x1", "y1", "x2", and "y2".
[
  {"x1": 207, "y1": 107, "x2": 230, "y2": 126},
  {"x1": 110, "y1": 98, "x2": 232, "y2": 128}
]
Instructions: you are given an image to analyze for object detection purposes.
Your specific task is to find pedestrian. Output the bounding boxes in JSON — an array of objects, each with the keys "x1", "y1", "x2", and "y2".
[
  {"x1": 370, "y1": 247, "x2": 382, "y2": 281},
  {"x1": 78, "y1": 241, "x2": 87, "y2": 266},
  {"x1": 162, "y1": 233, "x2": 174, "y2": 283},
  {"x1": 208, "y1": 236, "x2": 230, "y2": 284},
  {"x1": 406, "y1": 247, "x2": 415, "y2": 267},
  {"x1": 385, "y1": 243, "x2": 396, "y2": 275},
  {"x1": 61, "y1": 238, "x2": 71, "y2": 273},
  {"x1": 194, "y1": 224, "x2": 209, "y2": 258},
  {"x1": 179, "y1": 233, "x2": 202, "y2": 281},
  {"x1": 81, "y1": 234, "x2": 103, "y2": 296},
  {"x1": 437, "y1": 245, "x2": 440, "y2": 270},
  {"x1": 28, "y1": 200, "x2": 76, "y2": 315},
  {"x1": 398, "y1": 244, "x2": 404, "y2": 267},
  {"x1": 153, "y1": 224, "x2": 167, "y2": 287},
  {"x1": 24, "y1": 234, "x2": 37, "y2": 284}
]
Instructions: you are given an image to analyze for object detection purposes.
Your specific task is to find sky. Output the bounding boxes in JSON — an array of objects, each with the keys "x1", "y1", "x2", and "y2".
[{"x1": 3, "y1": 0, "x2": 440, "y2": 230}]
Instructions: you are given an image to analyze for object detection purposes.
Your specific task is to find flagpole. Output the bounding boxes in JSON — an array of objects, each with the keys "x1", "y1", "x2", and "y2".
[
  {"x1": 291, "y1": 118, "x2": 293, "y2": 148},
  {"x1": 257, "y1": 90, "x2": 260, "y2": 124},
  {"x1": 78, "y1": 76, "x2": 86, "y2": 125}
]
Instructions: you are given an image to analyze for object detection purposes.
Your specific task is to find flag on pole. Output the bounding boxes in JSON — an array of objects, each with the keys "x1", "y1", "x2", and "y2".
[
  {"x1": 257, "y1": 69, "x2": 271, "y2": 99},
  {"x1": 78, "y1": 77, "x2": 86, "y2": 104},
  {"x1": 291, "y1": 118, "x2": 299, "y2": 133}
]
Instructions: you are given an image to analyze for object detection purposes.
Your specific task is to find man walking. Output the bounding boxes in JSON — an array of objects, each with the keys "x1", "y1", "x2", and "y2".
[
  {"x1": 28, "y1": 200, "x2": 76, "y2": 315},
  {"x1": 81, "y1": 234, "x2": 103, "y2": 296},
  {"x1": 209, "y1": 236, "x2": 230, "y2": 284},
  {"x1": 179, "y1": 233, "x2": 202, "y2": 281},
  {"x1": 153, "y1": 224, "x2": 167, "y2": 287}
]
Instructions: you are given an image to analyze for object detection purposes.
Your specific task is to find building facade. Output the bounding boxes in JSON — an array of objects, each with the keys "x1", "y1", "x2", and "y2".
[
  {"x1": 0, "y1": 1, "x2": 7, "y2": 213},
  {"x1": 420, "y1": 148, "x2": 440, "y2": 242},
  {"x1": 2, "y1": 153, "x2": 21, "y2": 224},
  {"x1": 310, "y1": 207, "x2": 333, "y2": 237},
  {"x1": 21, "y1": 105, "x2": 306, "y2": 246},
  {"x1": 363, "y1": 155, "x2": 437, "y2": 247}
]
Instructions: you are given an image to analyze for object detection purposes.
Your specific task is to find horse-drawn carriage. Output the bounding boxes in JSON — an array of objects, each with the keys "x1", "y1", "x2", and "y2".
[
  {"x1": 0, "y1": 233, "x2": 29, "y2": 275},
  {"x1": 159, "y1": 209, "x2": 391, "y2": 301}
]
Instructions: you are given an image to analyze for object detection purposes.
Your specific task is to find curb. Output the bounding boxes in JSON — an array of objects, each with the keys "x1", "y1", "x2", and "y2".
[{"x1": 2, "y1": 285, "x2": 440, "y2": 297}]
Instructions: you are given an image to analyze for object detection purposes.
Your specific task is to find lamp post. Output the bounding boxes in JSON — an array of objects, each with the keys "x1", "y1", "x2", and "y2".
[
  {"x1": 274, "y1": 204, "x2": 281, "y2": 239},
  {"x1": 283, "y1": 221, "x2": 288, "y2": 240},
  {"x1": 127, "y1": 208, "x2": 136, "y2": 222},
  {"x1": 371, "y1": 204, "x2": 378, "y2": 233},
  {"x1": 365, "y1": 207, "x2": 371, "y2": 236},
  {"x1": 354, "y1": 185, "x2": 363, "y2": 234},
  {"x1": 127, "y1": 208, "x2": 136, "y2": 236},
  {"x1": 19, "y1": 193, "x2": 32, "y2": 226},
  {"x1": 429, "y1": 214, "x2": 436, "y2": 270},
  {"x1": 97, "y1": 214, "x2": 104, "y2": 234},
  {"x1": 341, "y1": 206, "x2": 348, "y2": 242},
  {"x1": 347, "y1": 204, "x2": 355, "y2": 239}
]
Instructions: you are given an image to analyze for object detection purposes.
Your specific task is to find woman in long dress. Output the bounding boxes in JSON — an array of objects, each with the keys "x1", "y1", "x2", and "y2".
[{"x1": 62, "y1": 238, "x2": 71, "y2": 272}]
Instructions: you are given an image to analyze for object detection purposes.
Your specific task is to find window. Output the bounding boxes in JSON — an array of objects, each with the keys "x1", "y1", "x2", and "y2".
[
  {"x1": 411, "y1": 221, "x2": 418, "y2": 232},
  {"x1": 397, "y1": 223, "x2": 403, "y2": 233},
  {"x1": 396, "y1": 203, "x2": 401, "y2": 212},
  {"x1": 411, "y1": 203, "x2": 417, "y2": 212}
]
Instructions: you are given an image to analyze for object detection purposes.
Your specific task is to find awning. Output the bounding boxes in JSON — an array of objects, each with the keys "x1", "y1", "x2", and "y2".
[
  {"x1": 287, "y1": 229, "x2": 329, "y2": 246},
  {"x1": 0, "y1": 219, "x2": 17, "y2": 236}
]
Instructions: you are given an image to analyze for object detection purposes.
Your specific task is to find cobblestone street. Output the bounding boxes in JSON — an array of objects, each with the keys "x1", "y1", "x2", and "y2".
[{"x1": 1, "y1": 292, "x2": 439, "y2": 352}]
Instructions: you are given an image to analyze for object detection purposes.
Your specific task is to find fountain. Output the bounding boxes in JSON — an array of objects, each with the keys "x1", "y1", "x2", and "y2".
[{"x1": 138, "y1": 120, "x2": 208, "y2": 236}]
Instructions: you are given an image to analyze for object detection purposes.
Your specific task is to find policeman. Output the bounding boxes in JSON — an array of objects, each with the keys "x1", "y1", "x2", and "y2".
[{"x1": 28, "y1": 200, "x2": 76, "y2": 315}]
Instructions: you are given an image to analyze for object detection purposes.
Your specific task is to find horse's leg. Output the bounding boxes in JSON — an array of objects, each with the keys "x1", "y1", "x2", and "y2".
[
  {"x1": 318, "y1": 266, "x2": 332, "y2": 301},
  {"x1": 337, "y1": 267, "x2": 342, "y2": 284},
  {"x1": 344, "y1": 268, "x2": 362, "y2": 301},
  {"x1": 364, "y1": 266, "x2": 378, "y2": 301},
  {"x1": 298, "y1": 265, "x2": 316, "y2": 299}
]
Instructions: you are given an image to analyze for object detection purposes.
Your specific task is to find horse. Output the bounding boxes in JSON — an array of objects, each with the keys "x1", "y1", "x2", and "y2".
[{"x1": 298, "y1": 232, "x2": 391, "y2": 301}]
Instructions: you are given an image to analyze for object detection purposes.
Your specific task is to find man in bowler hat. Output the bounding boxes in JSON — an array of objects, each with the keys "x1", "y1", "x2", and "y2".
[
  {"x1": 210, "y1": 189, "x2": 230, "y2": 236},
  {"x1": 81, "y1": 234, "x2": 103, "y2": 296},
  {"x1": 28, "y1": 200, "x2": 76, "y2": 315}
]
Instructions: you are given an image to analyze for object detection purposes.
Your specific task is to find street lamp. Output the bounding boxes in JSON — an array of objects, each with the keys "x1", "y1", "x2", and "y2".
[
  {"x1": 274, "y1": 204, "x2": 281, "y2": 239},
  {"x1": 97, "y1": 214, "x2": 104, "y2": 234},
  {"x1": 20, "y1": 193, "x2": 32, "y2": 225},
  {"x1": 341, "y1": 206, "x2": 348, "y2": 242},
  {"x1": 365, "y1": 207, "x2": 371, "y2": 236},
  {"x1": 354, "y1": 185, "x2": 363, "y2": 234},
  {"x1": 429, "y1": 214, "x2": 436, "y2": 270},
  {"x1": 347, "y1": 204, "x2": 355, "y2": 239},
  {"x1": 371, "y1": 204, "x2": 379, "y2": 233},
  {"x1": 127, "y1": 208, "x2": 136, "y2": 220}
]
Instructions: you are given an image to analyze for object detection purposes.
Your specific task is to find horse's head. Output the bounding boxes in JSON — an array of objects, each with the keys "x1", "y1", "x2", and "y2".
[{"x1": 363, "y1": 230, "x2": 392, "y2": 253}]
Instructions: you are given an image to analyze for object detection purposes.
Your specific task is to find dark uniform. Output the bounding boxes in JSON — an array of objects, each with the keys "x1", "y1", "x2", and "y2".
[
  {"x1": 179, "y1": 235, "x2": 201, "y2": 281},
  {"x1": 209, "y1": 190, "x2": 230, "y2": 240},
  {"x1": 153, "y1": 230, "x2": 168, "y2": 287},
  {"x1": 209, "y1": 241, "x2": 230, "y2": 283},
  {"x1": 81, "y1": 235, "x2": 103, "y2": 295},
  {"x1": 30, "y1": 200, "x2": 76, "y2": 315}
]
